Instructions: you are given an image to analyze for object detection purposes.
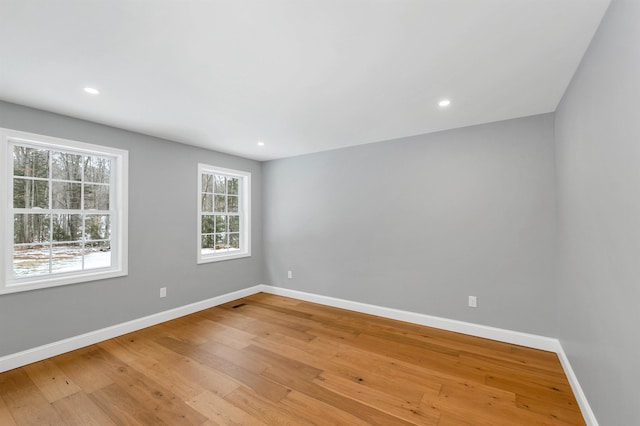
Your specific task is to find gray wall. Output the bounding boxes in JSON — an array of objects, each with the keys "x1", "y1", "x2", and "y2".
[
  {"x1": 555, "y1": 0, "x2": 640, "y2": 424},
  {"x1": 0, "y1": 101, "x2": 263, "y2": 357},
  {"x1": 263, "y1": 114, "x2": 557, "y2": 336}
]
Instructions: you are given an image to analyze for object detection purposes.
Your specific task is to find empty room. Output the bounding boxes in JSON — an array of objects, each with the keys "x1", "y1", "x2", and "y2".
[{"x1": 0, "y1": 0, "x2": 638, "y2": 425}]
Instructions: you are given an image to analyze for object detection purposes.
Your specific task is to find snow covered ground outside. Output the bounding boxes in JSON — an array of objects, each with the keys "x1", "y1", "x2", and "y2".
[
  {"x1": 201, "y1": 247, "x2": 241, "y2": 255},
  {"x1": 13, "y1": 249, "x2": 111, "y2": 276}
]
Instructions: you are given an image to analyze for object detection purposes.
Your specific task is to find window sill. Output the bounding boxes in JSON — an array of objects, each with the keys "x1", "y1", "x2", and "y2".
[
  {"x1": 0, "y1": 268, "x2": 128, "y2": 295},
  {"x1": 197, "y1": 251, "x2": 251, "y2": 264}
]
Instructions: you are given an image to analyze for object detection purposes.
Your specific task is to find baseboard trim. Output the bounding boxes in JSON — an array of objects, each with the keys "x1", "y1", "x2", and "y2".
[
  {"x1": 556, "y1": 344, "x2": 599, "y2": 426},
  {"x1": 0, "y1": 283, "x2": 597, "y2": 425},
  {"x1": 0, "y1": 285, "x2": 262, "y2": 374},
  {"x1": 259, "y1": 285, "x2": 559, "y2": 351}
]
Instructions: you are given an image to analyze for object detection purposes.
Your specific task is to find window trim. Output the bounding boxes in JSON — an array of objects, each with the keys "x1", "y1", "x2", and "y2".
[
  {"x1": 0, "y1": 128, "x2": 128, "y2": 295},
  {"x1": 197, "y1": 163, "x2": 251, "y2": 264}
]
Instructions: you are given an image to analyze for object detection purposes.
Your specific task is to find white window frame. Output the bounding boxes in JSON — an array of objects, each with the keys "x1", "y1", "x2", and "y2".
[
  {"x1": 0, "y1": 128, "x2": 128, "y2": 294},
  {"x1": 197, "y1": 163, "x2": 251, "y2": 263}
]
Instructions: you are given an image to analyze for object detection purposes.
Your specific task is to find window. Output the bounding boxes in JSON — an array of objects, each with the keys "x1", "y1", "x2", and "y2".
[
  {"x1": 198, "y1": 164, "x2": 250, "y2": 263},
  {"x1": 0, "y1": 128, "x2": 128, "y2": 294}
]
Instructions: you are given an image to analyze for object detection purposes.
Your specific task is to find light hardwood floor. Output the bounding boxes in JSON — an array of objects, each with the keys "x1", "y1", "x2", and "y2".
[{"x1": 0, "y1": 293, "x2": 585, "y2": 425}]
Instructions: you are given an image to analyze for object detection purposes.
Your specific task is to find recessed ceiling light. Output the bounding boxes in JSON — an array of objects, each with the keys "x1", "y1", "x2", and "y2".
[
  {"x1": 83, "y1": 87, "x2": 100, "y2": 95},
  {"x1": 438, "y1": 99, "x2": 451, "y2": 107},
  {"x1": 257, "y1": 141, "x2": 265, "y2": 147}
]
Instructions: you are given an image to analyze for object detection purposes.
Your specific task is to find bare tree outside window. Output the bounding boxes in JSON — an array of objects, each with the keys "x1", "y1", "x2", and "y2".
[
  {"x1": 12, "y1": 144, "x2": 113, "y2": 276},
  {"x1": 197, "y1": 164, "x2": 250, "y2": 263}
]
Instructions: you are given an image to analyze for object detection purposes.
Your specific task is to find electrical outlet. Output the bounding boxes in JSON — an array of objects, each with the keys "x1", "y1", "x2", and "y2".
[
  {"x1": 468, "y1": 295, "x2": 477, "y2": 308},
  {"x1": 287, "y1": 270, "x2": 293, "y2": 279},
  {"x1": 160, "y1": 287, "x2": 167, "y2": 298}
]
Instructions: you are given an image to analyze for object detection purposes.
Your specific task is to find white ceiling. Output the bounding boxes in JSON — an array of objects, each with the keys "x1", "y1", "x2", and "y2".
[{"x1": 0, "y1": 0, "x2": 610, "y2": 161}]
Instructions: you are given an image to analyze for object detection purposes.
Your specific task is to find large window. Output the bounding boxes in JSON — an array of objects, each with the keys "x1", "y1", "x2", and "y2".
[
  {"x1": 198, "y1": 164, "x2": 250, "y2": 263},
  {"x1": 0, "y1": 128, "x2": 128, "y2": 294}
]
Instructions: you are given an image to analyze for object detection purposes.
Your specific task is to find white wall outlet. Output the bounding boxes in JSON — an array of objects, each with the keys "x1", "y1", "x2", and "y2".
[
  {"x1": 468, "y1": 295, "x2": 477, "y2": 308},
  {"x1": 287, "y1": 270, "x2": 293, "y2": 279},
  {"x1": 160, "y1": 287, "x2": 167, "y2": 298}
]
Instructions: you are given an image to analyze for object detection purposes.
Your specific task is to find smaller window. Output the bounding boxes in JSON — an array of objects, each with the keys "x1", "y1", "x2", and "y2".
[{"x1": 197, "y1": 164, "x2": 251, "y2": 263}]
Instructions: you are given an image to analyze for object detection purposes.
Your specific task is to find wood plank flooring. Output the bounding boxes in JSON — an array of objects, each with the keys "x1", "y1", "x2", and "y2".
[{"x1": 0, "y1": 293, "x2": 585, "y2": 425}]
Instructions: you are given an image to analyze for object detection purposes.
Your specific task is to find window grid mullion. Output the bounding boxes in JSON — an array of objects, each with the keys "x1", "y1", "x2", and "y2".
[
  {"x1": 48, "y1": 148, "x2": 53, "y2": 273},
  {"x1": 80, "y1": 155, "x2": 85, "y2": 271}
]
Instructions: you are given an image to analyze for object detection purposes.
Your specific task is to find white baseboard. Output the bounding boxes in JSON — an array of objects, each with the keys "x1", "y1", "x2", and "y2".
[
  {"x1": 259, "y1": 285, "x2": 560, "y2": 351},
  {"x1": 0, "y1": 283, "x2": 597, "y2": 425},
  {"x1": 556, "y1": 344, "x2": 599, "y2": 426},
  {"x1": 0, "y1": 285, "x2": 262, "y2": 373}
]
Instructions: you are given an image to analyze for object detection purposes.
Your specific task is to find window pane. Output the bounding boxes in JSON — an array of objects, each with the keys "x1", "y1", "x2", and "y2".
[
  {"x1": 201, "y1": 194, "x2": 213, "y2": 212},
  {"x1": 202, "y1": 215, "x2": 214, "y2": 234},
  {"x1": 228, "y1": 216, "x2": 239, "y2": 232},
  {"x1": 13, "y1": 179, "x2": 49, "y2": 209},
  {"x1": 215, "y1": 215, "x2": 227, "y2": 233},
  {"x1": 229, "y1": 233, "x2": 240, "y2": 250},
  {"x1": 14, "y1": 214, "x2": 50, "y2": 244},
  {"x1": 52, "y1": 152, "x2": 82, "y2": 181},
  {"x1": 51, "y1": 243, "x2": 83, "y2": 274},
  {"x1": 84, "y1": 241, "x2": 111, "y2": 269},
  {"x1": 228, "y1": 196, "x2": 238, "y2": 213},
  {"x1": 84, "y1": 184, "x2": 110, "y2": 210},
  {"x1": 13, "y1": 244, "x2": 50, "y2": 277},
  {"x1": 215, "y1": 233, "x2": 227, "y2": 250},
  {"x1": 214, "y1": 175, "x2": 226, "y2": 194},
  {"x1": 52, "y1": 214, "x2": 82, "y2": 242},
  {"x1": 52, "y1": 182, "x2": 81, "y2": 209},
  {"x1": 202, "y1": 174, "x2": 214, "y2": 193},
  {"x1": 214, "y1": 195, "x2": 226, "y2": 212},
  {"x1": 13, "y1": 146, "x2": 49, "y2": 178},
  {"x1": 84, "y1": 156, "x2": 111, "y2": 184},
  {"x1": 201, "y1": 235, "x2": 214, "y2": 250},
  {"x1": 227, "y1": 178, "x2": 239, "y2": 195},
  {"x1": 85, "y1": 215, "x2": 110, "y2": 240}
]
